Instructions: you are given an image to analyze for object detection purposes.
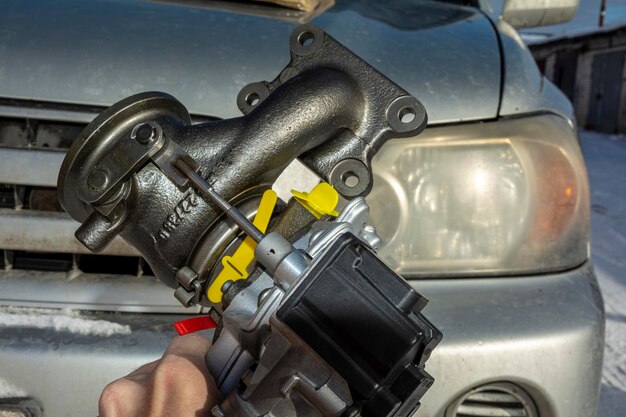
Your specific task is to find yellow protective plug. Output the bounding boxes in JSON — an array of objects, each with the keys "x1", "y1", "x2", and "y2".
[
  {"x1": 207, "y1": 189, "x2": 278, "y2": 303},
  {"x1": 291, "y1": 182, "x2": 339, "y2": 219}
]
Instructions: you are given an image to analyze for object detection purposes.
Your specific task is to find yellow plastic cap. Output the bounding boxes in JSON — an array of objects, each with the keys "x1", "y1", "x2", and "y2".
[
  {"x1": 291, "y1": 182, "x2": 339, "y2": 219},
  {"x1": 207, "y1": 189, "x2": 278, "y2": 303}
]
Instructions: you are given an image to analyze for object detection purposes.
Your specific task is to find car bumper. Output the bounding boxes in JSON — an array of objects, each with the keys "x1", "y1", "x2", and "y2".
[
  {"x1": 413, "y1": 262, "x2": 605, "y2": 417},
  {"x1": 0, "y1": 263, "x2": 604, "y2": 417}
]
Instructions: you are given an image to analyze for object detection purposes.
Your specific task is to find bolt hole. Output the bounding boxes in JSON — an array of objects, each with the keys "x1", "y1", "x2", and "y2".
[
  {"x1": 246, "y1": 92, "x2": 260, "y2": 107},
  {"x1": 342, "y1": 171, "x2": 360, "y2": 188},
  {"x1": 398, "y1": 107, "x2": 416, "y2": 124},
  {"x1": 269, "y1": 249, "x2": 276, "y2": 255},
  {"x1": 298, "y1": 31, "x2": 315, "y2": 47}
]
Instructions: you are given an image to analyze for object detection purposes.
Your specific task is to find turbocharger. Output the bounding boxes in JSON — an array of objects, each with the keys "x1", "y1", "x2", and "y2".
[{"x1": 58, "y1": 24, "x2": 440, "y2": 417}]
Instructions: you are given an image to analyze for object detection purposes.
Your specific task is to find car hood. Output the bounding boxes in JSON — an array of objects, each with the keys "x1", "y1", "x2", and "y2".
[{"x1": 0, "y1": 0, "x2": 501, "y2": 124}]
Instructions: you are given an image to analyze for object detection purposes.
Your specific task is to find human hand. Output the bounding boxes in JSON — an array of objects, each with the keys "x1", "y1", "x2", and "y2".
[{"x1": 99, "y1": 334, "x2": 220, "y2": 417}]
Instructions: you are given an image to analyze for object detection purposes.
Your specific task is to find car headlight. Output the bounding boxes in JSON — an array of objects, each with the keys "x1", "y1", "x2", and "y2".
[{"x1": 366, "y1": 114, "x2": 589, "y2": 277}]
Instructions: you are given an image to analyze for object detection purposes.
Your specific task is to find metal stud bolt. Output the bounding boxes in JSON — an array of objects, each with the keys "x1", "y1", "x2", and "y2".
[
  {"x1": 131, "y1": 122, "x2": 161, "y2": 145},
  {"x1": 87, "y1": 169, "x2": 109, "y2": 191}
]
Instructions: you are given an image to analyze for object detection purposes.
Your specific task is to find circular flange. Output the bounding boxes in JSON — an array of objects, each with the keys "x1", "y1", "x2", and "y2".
[
  {"x1": 58, "y1": 92, "x2": 191, "y2": 222},
  {"x1": 289, "y1": 24, "x2": 324, "y2": 57},
  {"x1": 237, "y1": 82, "x2": 270, "y2": 115},
  {"x1": 329, "y1": 159, "x2": 371, "y2": 197},
  {"x1": 386, "y1": 95, "x2": 427, "y2": 134}
]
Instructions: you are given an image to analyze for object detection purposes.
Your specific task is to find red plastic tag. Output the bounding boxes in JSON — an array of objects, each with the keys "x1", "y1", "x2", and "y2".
[{"x1": 174, "y1": 316, "x2": 218, "y2": 335}]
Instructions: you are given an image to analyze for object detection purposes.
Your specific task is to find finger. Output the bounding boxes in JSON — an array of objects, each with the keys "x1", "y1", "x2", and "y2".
[
  {"x1": 164, "y1": 334, "x2": 212, "y2": 357},
  {"x1": 146, "y1": 335, "x2": 220, "y2": 417},
  {"x1": 147, "y1": 353, "x2": 220, "y2": 417},
  {"x1": 99, "y1": 376, "x2": 148, "y2": 417},
  {"x1": 163, "y1": 334, "x2": 213, "y2": 370},
  {"x1": 125, "y1": 360, "x2": 159, "y2": 381}
]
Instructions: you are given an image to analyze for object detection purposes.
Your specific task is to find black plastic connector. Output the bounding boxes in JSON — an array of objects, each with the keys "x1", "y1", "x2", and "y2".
[{"x1": 277, "y1": 233, "x2": 442, "y2": 417}]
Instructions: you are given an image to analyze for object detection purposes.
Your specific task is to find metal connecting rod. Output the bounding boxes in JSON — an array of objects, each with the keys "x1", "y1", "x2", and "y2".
[{"x1": 174, "y1": 159, "x2": 265, "y2": 243}]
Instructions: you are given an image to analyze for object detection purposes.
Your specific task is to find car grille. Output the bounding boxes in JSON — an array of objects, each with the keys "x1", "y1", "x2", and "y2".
[
  {"x1": 0, "y1": 99, "x2": 201, "y2": 313},
  {"x1": 446, "y1": 382, "x2": 539, "y2": 417}
]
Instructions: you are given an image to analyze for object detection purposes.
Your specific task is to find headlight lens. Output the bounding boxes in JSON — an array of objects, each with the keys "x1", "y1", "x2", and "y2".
[{"x1": 367, "y1": 114, "x2": 589, "y2": 277}]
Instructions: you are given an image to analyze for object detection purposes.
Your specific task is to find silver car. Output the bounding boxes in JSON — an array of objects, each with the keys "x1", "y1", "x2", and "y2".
[{"x1": 0, "y1": 0, "x2": 603, "y2": 416}]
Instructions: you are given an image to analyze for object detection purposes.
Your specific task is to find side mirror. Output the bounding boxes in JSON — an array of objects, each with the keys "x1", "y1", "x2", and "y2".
[{"x1": 502, "y1": 0, "x2": 579, "y2": 28}]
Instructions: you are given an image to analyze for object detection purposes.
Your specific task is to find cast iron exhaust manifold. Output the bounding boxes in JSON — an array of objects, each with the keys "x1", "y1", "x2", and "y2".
[{"x1": 58, "y1": 24, "x2": 428, "y2": 302}]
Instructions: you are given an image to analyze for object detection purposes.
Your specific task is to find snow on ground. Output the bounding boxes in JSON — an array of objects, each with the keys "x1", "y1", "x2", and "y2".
[
  {"x1": 0, "y1": 306, "x2": 131, "y2": 337},
  {"x1": 579, "y1": 130, "x2": 626, "y2": 417}
]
